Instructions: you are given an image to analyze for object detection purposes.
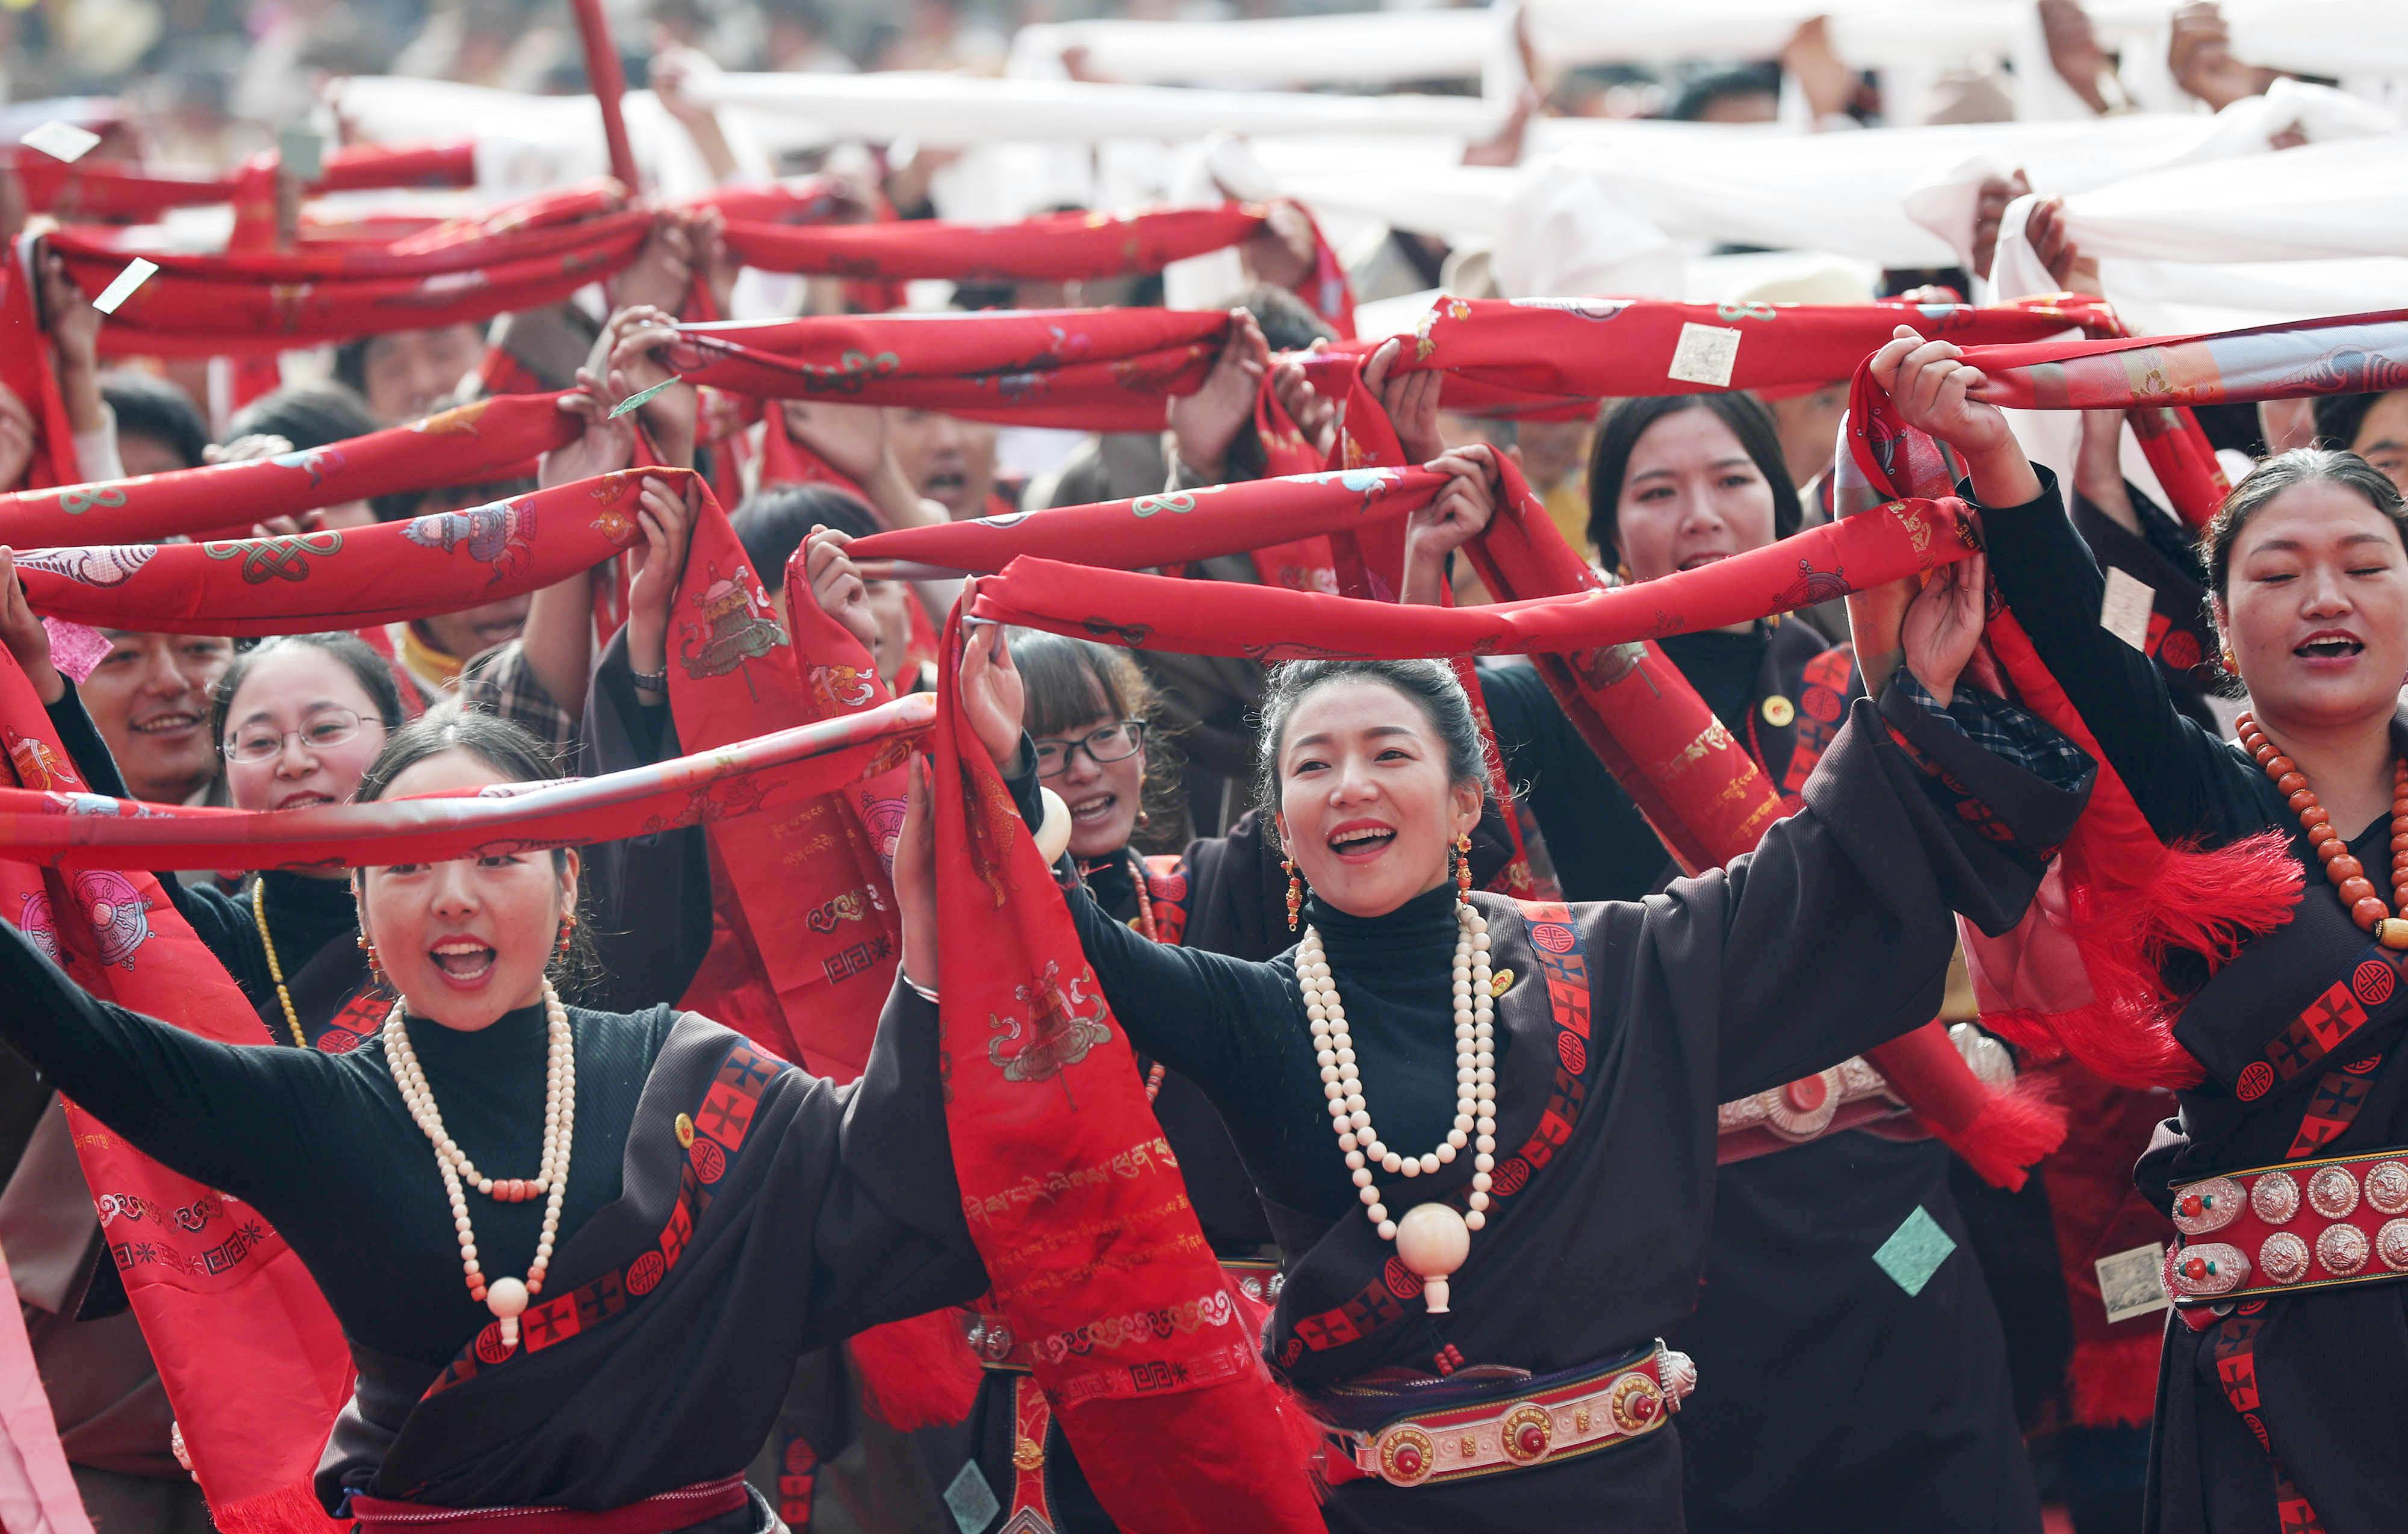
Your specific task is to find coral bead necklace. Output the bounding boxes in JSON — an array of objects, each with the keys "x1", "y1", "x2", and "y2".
[{"x1": 2239, "y1": 711, "x2": 2408, "y2": 949}]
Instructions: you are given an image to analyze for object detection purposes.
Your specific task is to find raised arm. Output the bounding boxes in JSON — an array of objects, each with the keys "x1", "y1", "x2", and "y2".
[
  {"x1": 574, "y1": 625, "x2": 713, "y2": 1012},
  {"x1": 1676, "y1": 675, "x2": 2091, "y2": 1099},
  {"x1": 1872, "y1": 325, "x2": 2237, "y2": 842},
  {"x1": 0, "y1": 920, "x2": 332, "y2": 1199},
  {"x1": 893, "y1": 620, "x2": 1296, "y2": 1105}
]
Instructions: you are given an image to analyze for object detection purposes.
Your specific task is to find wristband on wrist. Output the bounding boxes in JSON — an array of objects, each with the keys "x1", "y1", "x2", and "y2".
[{"x1": 629, "y1": 665, "x2": 668, "y2": 693}]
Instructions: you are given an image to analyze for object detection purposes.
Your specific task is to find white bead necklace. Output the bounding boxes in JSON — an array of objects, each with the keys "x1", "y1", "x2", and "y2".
[
  {"x1": 1299, "y1": 897, "x2": 1495, "y2": 1315},
  {"x1": 383, "y1": 981, "x2": 576, "y2": 1353}
]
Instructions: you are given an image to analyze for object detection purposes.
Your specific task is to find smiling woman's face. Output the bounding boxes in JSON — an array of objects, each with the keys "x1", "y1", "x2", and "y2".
[
  {"x1": 355, "y1": 748, "x2": 579, "y2": 1031},
  {"x1": 1275, "y1": 678, "x2": 1483, "y2": 920},
  {"x1": 220, "y1": 647, "x2": 390, "y2": 813},
  {"x1": 2220, "y1": 480, "x2": 2408, "y2": 733}
]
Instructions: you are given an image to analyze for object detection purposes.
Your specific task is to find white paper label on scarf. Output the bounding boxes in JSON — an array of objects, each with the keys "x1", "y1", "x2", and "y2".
[
  {"x1": 1668, "y1": 323, "x2": 1742, "y2": 388},
  {"x1": 20, "y1": 121, "x2": 101, "y2": 164},
  {"x1": 2097, "y1": 1241, "x2": 2171, "y2": 1324},
  {"x1": 278, "y1": 126, "x2": 326, "y2": 184},
  {"x1": 91, "y1": 259, "x2": 159, "y2": 316},
  {"x1": 943, "y1": 1460, "x2": 1000, "y2": 1534},
  {"x1": 2100, "y1": 567, "x2": 2156, "y2": 652}
]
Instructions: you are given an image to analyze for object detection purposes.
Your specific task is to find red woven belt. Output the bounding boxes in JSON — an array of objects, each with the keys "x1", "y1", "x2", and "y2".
[
  {"x1": 2168, "y1": 1145, "x2": 2408, "y2": 1304},
  {"x1": 1312, "y1": 1343, "x2": 1696, "y2": 1490},
  {"x1": 347, "y1": 1474, "x2": 751, "y2": 1534}
]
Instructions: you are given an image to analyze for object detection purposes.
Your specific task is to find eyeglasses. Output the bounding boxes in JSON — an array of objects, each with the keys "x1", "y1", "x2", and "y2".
[
  {"x1": 1033, "y1": 720, "x2": 1146, "y2": 778},
  {"x1": 225, "y1": 709, "x2": 367, "y2": 764}
]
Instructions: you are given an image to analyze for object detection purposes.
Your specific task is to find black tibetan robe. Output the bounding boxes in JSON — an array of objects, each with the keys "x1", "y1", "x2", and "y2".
[
  {"x1": 0, "y1": 925, "x2": 985, "y2": 1527},
  {"x1": 1986, "y1": 469, "x2": 2408, "y2": 1534},
  {"x1": 1480, "y1": 622, "x2": 2043, "y2": 1533},
  {"x1": 1054, "y1": 683, "x2": 2088, "y2": 1529}
]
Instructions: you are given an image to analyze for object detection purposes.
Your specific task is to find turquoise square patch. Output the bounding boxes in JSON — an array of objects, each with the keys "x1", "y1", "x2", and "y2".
[
  {"x1": 1873, "y1": 1205, "x2": 1956, "y2": 1297},
  {"x1": 944, "y1": 1460, "x2": 999, "y2": 1534}
]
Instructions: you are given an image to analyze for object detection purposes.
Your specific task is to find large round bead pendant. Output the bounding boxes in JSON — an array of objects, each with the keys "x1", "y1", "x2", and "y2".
[
  {"x1": 487, "y1": 1275, "x2": 530, "y2": 1350},
  {"x1": 1395, "y1": 1203, "x2": 1472, "y2": 1315}
]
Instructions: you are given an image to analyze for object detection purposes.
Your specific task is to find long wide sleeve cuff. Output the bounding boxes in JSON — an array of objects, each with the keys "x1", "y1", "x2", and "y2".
[{"x1": 1876, "y1": 669, "x2": 2094, "y2": 933}]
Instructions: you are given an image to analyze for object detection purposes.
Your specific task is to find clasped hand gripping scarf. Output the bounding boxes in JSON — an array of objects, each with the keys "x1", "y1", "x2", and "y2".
[{"x1": 1839, "y1": 305, "x2": 2408, "y2": 1091}]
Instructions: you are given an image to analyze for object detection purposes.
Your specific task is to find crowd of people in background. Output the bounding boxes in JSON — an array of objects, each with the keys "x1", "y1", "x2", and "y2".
[{"x1": 0, "y1": 3, "x2": 2400, "y2": 1534}]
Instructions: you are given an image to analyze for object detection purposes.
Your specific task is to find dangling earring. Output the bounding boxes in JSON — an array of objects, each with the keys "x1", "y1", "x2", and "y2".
[
  {"x1": 356, "y1": 931, "x2": 383, "y2": 984},
  {"x1": 555, "y1": 912, "x2": 576, "y2": 958},
  {"x1": 1284, "y1": 855, "x2": 1304, "y2": 933},
  {"x1": 2220, "y1": 647, "x2": 2238, "y2": 674},
  {"x1": 1454, "y1": 831, "x2": 1473, "y2": 902}
]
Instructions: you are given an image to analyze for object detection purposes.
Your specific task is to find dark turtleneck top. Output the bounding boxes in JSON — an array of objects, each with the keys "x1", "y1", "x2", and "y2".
[
  {"x1": 0, "y1": 922, "x2": 676, "y2": 1371},
  {"x1": 1060, "y1": 878, "x2": 1492, "y2": 1223},
  {"x1": 42, "y1": 687, "x2": 361, "y2": 1016}
]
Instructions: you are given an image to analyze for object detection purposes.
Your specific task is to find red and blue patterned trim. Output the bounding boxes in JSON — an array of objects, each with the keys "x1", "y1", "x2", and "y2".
[{"x1": 421, "y1": 1039, "x2": 789, "y2": 1399}]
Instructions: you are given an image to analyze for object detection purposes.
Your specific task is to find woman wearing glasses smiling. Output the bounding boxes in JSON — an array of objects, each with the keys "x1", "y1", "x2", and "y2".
[{"x1": 7, "y1": 629, "x2": 413, "y2": 1055}]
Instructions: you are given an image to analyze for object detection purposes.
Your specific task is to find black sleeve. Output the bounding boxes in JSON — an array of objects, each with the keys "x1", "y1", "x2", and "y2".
[
  {"x1": 1055, "y1": 877, "x2": 1293, "y2": 1104},
  {"x1": 1979, "y1": 466, "x2": 2244, "y2": 844},
  {"x1": 43, "y1": 685, "x2": 218, "y2": 942},
  {"x1": 1692, "y1": 683, "x2": 2092, "y2": 1098},
  {"x1": 574, "y1": 627, "x2": 711, "y2": 1011},
  {"x1": 0, "y1": 920, "x2": 334, "y2": 1200}
]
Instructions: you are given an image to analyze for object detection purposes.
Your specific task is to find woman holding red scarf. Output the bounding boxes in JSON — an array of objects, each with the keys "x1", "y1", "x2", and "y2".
[
  {"x1": 912, "y1": 545, "x2": 2092, "y2": 1528},
  {"x1": 0, "y1": 459, "x2": 707, "y2": 1055},
  {"x1": 1878, "y1": 325, "x2": 2408, "y2": 1534},
  {"x1": 0, "y1": 708, "x2": 987, "y2": 1532},
  {"x1": 1400, "y1": 397, "x2": 2042, "y2": 1532}
]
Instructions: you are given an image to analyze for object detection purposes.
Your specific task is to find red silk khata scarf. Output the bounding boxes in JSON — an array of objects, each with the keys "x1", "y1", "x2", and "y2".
[
  {"x1": 666, "y1": 308, "x2": 1229, "y2": 431},
  {"x1": 6, "y1": 467, "x2": 649, "y2": 634},
  {"x1": 0, "y1": 648, "x2": 353, "y2": 1534},
  {"x1": 967, "y1": 490, "x2": 1978, "y2": 662},
  {"x1": 0, "y1": 391, "x2": 575, "y2": 547},
  {"x1": 0, "y1": 239, "x2": 84, "y2": 489},
  {"x1": 717, "y1": 204, "x2": 1276, "y2": 284},
  {"x1": 1293, "y1": 295, "x2": 2111, "y2": 420},
  {"x1": 671, "y1": 297, "x2": 2087, "y2": 440},
  {"x1": 1840, "y1": 306, "x2": 2408, "y2": 1090},
  {"x1": 49, "y1": 183, "x2": 647, "y2": 358},
  {"x1": 0, "y1": 694, "x2": 932, "y2": 869},
  {"x1": 1, "y1": 141, "x2": 476, "y2": 222},
  {"x1": 849, "y1": 464, "x2": 1453, "y2": 574},
  {"x1": 712, "y1": 200, "x2": 1356, "y2": 337},
  {"x1": 649, "y1": 478, "x2": 982, "y2": 1430},
  {"x1": 932, "y1": 458, "x2": 2052, "y2": 1182},
  {"x1": 930, "y1": 608, "x2": 1323, "y2": 1534}
]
